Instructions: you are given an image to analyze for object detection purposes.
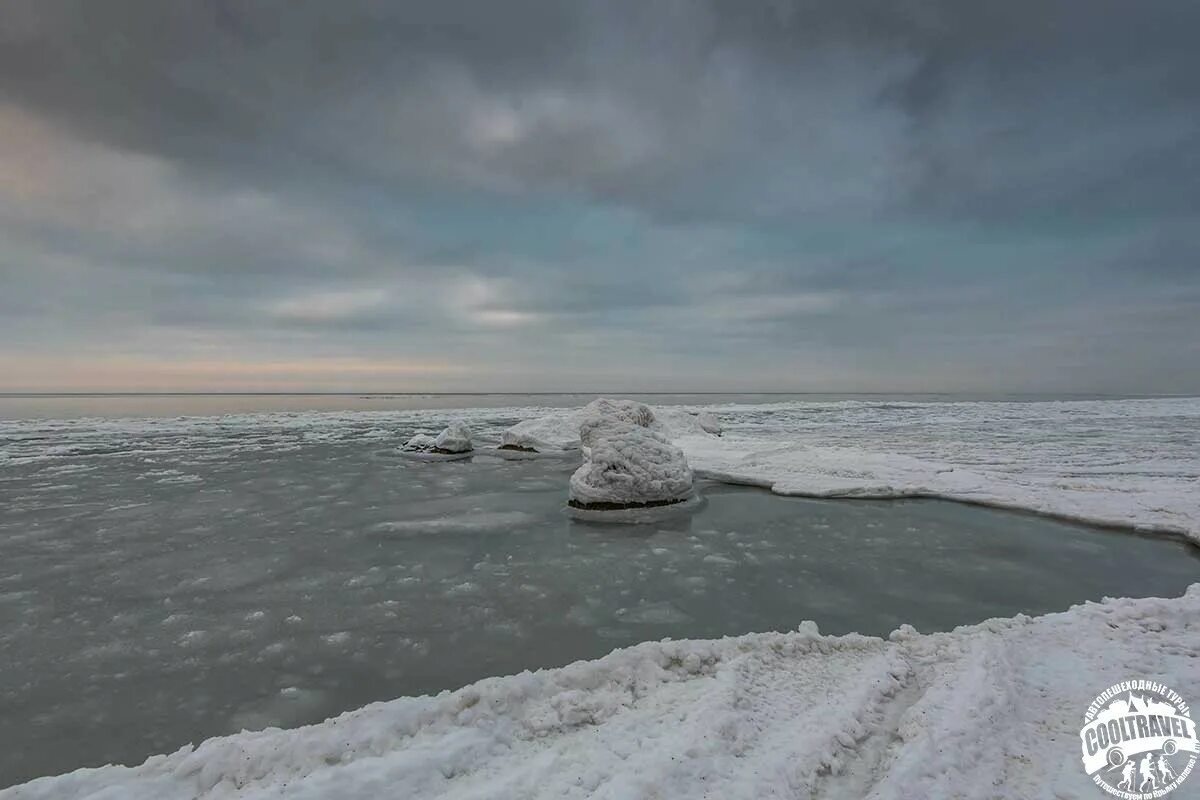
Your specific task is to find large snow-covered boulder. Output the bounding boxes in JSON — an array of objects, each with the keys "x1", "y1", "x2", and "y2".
[{"x1": 568, "y1": 409, "x2": 694, "y2": 510}]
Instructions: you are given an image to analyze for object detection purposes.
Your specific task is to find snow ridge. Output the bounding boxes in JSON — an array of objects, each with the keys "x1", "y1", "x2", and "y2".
[{"x1": 8, "y1": 587, "x2": 1197, "y2": 799}]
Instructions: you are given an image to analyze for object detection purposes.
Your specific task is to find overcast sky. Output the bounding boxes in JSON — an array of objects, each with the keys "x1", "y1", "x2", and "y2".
[{"x1": 1, "y1": 1, "x2": 1198, "y2": 393}]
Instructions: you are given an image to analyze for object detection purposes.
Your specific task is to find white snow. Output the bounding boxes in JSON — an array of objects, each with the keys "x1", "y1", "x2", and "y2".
[
  {"x1": 672, "y1": 399, "x2": 1200, "y2": 542},
  {"x1": 8, "y1": 586, "x2": 1197, "y2": 800},
  {"x1": 498, "y1": 401, "x2": 720, "y2": 454},
  {"x1": 568, "y1": 401, "x2": 694, "y2": 509},
  {"x1": 401, "y1": 433, "x2": 438, "y2": 452},
  {"x1": 433, "y1": 423, "x2": 473, "y2": 454},
  {"x1": 696, "y1": 411, "x2": 723, "y2": 435},
  {"x1": 401, "y1": 425, "x2": 474, "y2": 460},
  {"x1": 499, "y1": 413, "x2": 585, "y2": 452},
  {"x1": 3, "y1": 396, "x2": 1199, "y2": 798}
]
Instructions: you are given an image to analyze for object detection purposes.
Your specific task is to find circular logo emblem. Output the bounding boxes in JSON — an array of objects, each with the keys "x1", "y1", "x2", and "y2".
[{"x1": 1081, "y1": 680, "x2": 1196, "y2": 798}]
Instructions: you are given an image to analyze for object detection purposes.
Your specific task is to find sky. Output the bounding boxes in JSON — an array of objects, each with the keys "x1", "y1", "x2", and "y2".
[{"x1": 1, "y1": 1, "x2": 1198, "y2": 394}]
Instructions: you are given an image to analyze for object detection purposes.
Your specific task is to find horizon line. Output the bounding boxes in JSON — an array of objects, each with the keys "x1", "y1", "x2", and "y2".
[{"x1": 0, "y1": 391, "x2": 1193, "y2": 398}]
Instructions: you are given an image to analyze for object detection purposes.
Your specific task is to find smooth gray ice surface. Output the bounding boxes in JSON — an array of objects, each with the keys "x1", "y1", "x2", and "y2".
[{"x1": 1, "y1": 438, "x2": 1197, "y2": 786}]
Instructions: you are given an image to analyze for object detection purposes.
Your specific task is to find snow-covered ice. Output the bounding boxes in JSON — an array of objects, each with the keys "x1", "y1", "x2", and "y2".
[
  {"x1": 7, "y1": 586, "x2": 1198, "y2": 800},
  {"x1": 672, "y1": 399, "x2": 1200, "y2": 543},
  {"x1": 497, "y1": 400, "x2": 720, "y2": 455},
  {"x1": 2, "y1": 395, "x2": 1199, "y2": 795}
]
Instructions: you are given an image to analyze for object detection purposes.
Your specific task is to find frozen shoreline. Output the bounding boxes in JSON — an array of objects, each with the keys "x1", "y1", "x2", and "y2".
[
  {"x1": 8, "y1": 586, "x2": 1197, "y2": 799},
  {"x1": 3, "y1": 397, "x2": 1198, "y2": 795}
]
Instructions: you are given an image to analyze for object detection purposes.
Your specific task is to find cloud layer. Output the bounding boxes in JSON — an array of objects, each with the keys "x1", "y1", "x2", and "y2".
[{"x1": 1, "y1": 0, "x2": 1198, "y2": 392}]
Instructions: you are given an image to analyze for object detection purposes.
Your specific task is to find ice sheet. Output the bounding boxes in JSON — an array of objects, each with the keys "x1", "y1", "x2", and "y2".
[{"x1": 674, "y1": 398, "x2": 1200, "y2": 542}]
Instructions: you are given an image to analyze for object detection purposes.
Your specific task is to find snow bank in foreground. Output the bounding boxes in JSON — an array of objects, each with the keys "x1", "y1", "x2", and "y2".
[
  {"x1": 568, "y1": 403, "x2": 693, "y2": 509},
  {"x1": 9, "y1": 586, "x2": 1196, "y2": 799}
]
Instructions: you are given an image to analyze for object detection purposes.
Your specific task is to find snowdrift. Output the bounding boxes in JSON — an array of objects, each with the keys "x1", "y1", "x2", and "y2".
[{"x1": 10, "y1": 586, "x2": 1197, "y2": 799}]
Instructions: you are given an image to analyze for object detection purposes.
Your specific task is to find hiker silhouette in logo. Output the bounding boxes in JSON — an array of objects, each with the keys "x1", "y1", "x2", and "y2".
[
  {"x1": 1117, "y1": 760, "x2": 1136, "y2": 791},
  {"x1": 1157, "y1": 754, "x2": 1176, "y2": 785},
  {"x1": 1139, "y1": 754, "x2": 1157, "y2": 792}
]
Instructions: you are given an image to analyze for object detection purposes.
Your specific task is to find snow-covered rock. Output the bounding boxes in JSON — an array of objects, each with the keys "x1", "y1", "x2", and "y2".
[
  {"x1": 568, "y1": 403, "x2": 694, "y2": 510},
  {"x1": 401, "y1": 425, "x2": 473, "y2": 460},
  {"x1": 433, "y1": 423, "x2": 472, "y2": 454},
  {"x1": 401, "y1": 433, "x2": 438, "y2": 452},
  {"x1": 696, "y1": 411, "x2": 722, "y2": 435},
  {"x1": 499, "y1": 413, "x2": 585, "y2": 453}
]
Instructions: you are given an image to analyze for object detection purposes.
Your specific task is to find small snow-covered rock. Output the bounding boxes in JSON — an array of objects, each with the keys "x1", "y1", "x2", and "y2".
[
  {"x1": 568, "y1": 407, "x2": 694, "y2": 510},
  {"x1": 401, "y1": 425, "x2": 473, "y2": 460},
  {"x1": 696, "y1": 411, "x2": 722, "y2": 436},
  {"x1": 500, "y1": 414, "x2": 583, "y2": 453},
  {"x1": 434, "y1": 423, "x2": 473, "y2": 453},
  {"x1": 401, "y1": 433, "x2": 438, "y2": 452}
]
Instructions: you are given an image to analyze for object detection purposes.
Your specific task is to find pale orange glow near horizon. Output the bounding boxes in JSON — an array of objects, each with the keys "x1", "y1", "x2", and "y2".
[{"x1": 0, "y1": 356, "x2": 470, "y2": 393}]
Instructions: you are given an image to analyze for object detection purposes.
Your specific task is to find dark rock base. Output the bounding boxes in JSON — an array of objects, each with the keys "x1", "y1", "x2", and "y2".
[{"x1": 567, "y1": 497, "x2": 687, "y2": 511}]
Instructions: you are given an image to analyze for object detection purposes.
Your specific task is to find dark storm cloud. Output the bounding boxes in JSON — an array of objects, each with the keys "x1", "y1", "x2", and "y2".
[{"x1": 1, "y1": 0, "x2": 1198, "y2": 391}]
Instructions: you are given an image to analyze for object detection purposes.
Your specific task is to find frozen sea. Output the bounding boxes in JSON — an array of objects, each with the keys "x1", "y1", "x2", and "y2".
[{"x1": 1, "y1": 393, "x2": 1198, "y2": 788}]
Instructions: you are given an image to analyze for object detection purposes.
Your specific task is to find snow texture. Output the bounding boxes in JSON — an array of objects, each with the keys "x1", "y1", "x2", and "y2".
[
  {"x1": 696, "y1": 411, "x2": 723, "y2": 435},
  {"x1": 499, "y1": 413, "x2": 585, "y2": 452},
  {"x1": 433, "y1": 423, "x2": 472, "y2": 454},
  {"x1": 674, "y1": 400, "x2": 1200, "y2": 543},
  {"x1": 568, "y1": 401, "x2": 694, "y2": 508},
  {"x1": 4, "y1": 397, "x2": 1199, "y2": 796},
  {"x1": 499, "y1": 401, "x2": 717, "y2": 453},
  {"x1": 8, "y1": 586, "x2": 1198, "y2": 800},
  {"x1": 401, "y1": 433, "x2": 438, "y2": 452}
]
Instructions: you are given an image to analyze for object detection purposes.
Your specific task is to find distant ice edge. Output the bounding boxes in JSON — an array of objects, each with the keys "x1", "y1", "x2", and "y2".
[
  {"x1": 693, "y1": 465, "x2": 1199, "y2": 544},
  {"x1": 8, "y1": 586, "x2": 1198, "y2": 799}
]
